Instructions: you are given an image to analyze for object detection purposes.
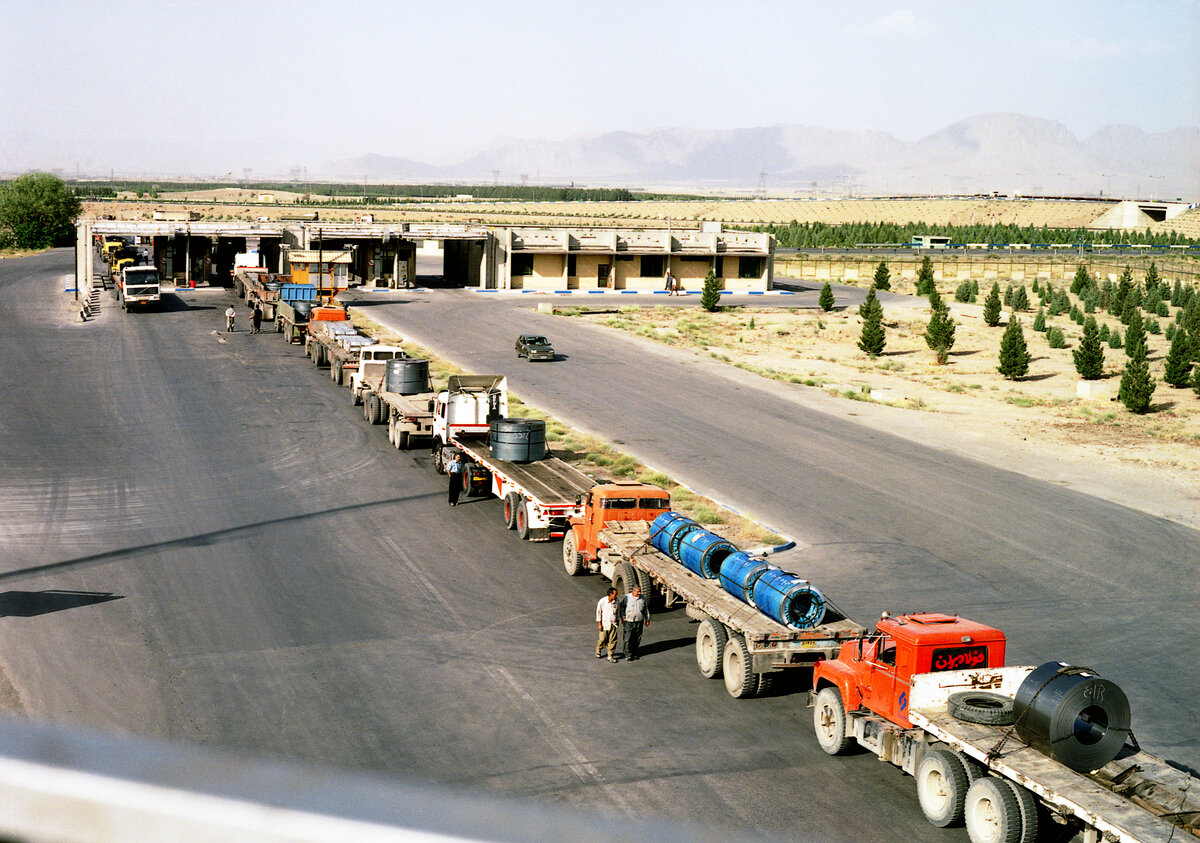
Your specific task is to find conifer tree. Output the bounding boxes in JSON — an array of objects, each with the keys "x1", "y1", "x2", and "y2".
[
  {"x1": 924, "y1": 299, "x2": 956, "y2": 364},
  {"x1": 1118, "y1": 307, "x2": 1155, "y2": 411},
  {"x1": 1193, "y1": 364, "x2": 1200, "y2": 398},
  {"x1": 1112, "y1": 266, "x2": 1133, "y2": 314},
  {"x1": 1118, "y1": 354, "x2": 1155, "y2": 413},
  {"x1": 1046, "y1": 327, "x2": 1066, "y2": 348},
  {"x1": 916, "y1": 256, "x2": 935, "y2": 296},
  {"x1": 857, "y1": 287, "x2": 886, "y2": 357},
  {"x1": 1073, "y1": 316, "x2": 1104, "y2": 380},
  {"x1": 872, "y1": 260, "x2": 891, "y2": 291},
  {"x1": 927, "y1": 285, "x2": 943, "y2": 311},
  {"x1": 1170, "y1": 279, "x2": 1184, "y2": 307},
  {"x1": 1032, "y1": 307, "x2": 1046, "y2": 332},
  {"x1": 1123, "y1": 308, "x2": 1147, "y2": 361},
  {"x1": 1004, "y1": 284, "x2": 1014, "y2": 307},
  {"x1": 998, "y1": 313, "x2": 1031, "y2": 379},
  {"x1": 1070, "y1": 263, "x2": 1090, "y2": 295},
  {"x1": 1109, "y1": 327, "x2": 1123, "y2": 349},
  {"x1": 982, "y1": 282, "x2": 1002, "y2": 327},
  {"x1": 818, "y1": 282, "x2": 835, "y2": 312},
  {"x1": 1098, "y1": 323, "x2": 1110, "y2": 343},
  {"x1": 1119, "y1": 297, "x2": 1137, "y2": 326},
  {"x1": 1162, "y1": 328, "x2": 1194, "y2": 387},
  {"x1": 699, "y1": 268, "x2": 721, "y2": 312},
  {"x1": 1144, "y1": 262, "x2": 1160, "y2": 296},
  {"x1": 1011, "y1": 285, "x2": 1029, "y2": 312}
]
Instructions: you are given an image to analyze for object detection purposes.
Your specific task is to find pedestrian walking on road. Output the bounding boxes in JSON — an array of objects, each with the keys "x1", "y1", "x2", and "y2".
[
  {"x1": 225, "y1": 305, "x2": 236, "y2": 332},
  {"x1": 595, "y1": 588, "x2": 619, "y2": 662},
  {"x1": 251, "y1": 304, "x2": 262, "y2": 334},
  {"x1": 446, "y1": 451, "x2": 464, "y2": 506},
  {"x1": 618, "y1": 586, "x2": 650, "y2": 660}
]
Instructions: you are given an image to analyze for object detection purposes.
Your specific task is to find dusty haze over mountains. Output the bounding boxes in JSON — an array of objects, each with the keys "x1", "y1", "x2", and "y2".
[{"x1": 318, "y1": 114, "x2": 1199, "y2": 201}]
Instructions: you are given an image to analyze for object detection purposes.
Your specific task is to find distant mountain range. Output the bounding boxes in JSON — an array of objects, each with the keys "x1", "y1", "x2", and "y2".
[{"x1": 320, "y1": 114, "x2": 1199, "y2": 200}]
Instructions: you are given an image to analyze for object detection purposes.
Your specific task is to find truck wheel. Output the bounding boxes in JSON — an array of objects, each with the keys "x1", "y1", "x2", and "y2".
[
  {"x1": 562, "y1": 532, "x2": 585, "y2": 576},
  {"x1": 634, "y1": 567, "x2": 655, "y2": 607},
  {"x1": 1006, "y1": 780, "x2": 1039, "y2": 843},
  {"x1": 722, "y1": 634, "x2": 756, "y2": 699},
  {"x1": 948, "y1": 692, "x2": 1015, "y2": 726},
  {"x1": 755, "y1": 672, "x2": 774, "y2": 697},
  {"x1": 964, "y1": 777, "x2": 1022, "y2": 843},
  {"x1": 813, "y1": 687, "x2": 852, "y2": 755},
  {"x1": 331, "y1": 361, "x2": 341, "y2": 382},
  {"x1": 398, "y1": 430, "x2": 411, "y2": 450},
  {"x1": 372, "y1": 396, "x2": 385, "y2": 425},
  {"x1": 695, "y1": 619, "x2": 727, "y2": 679},
  {"x1": 613, "y1": 563, "x2": 637, "y2": 599},
  {"x1": 503, "y1": 492, "x2": 520, "y2": 529},
  {"x1": 275, "y1": 319, "x2": 282, "y2": 333},
  {"x1": 434, "y1": 447, "x2": 446, "y2": 475},
  {"x1": 351, "y1": 386, "x2": 361, "y2": 407},
  {"x1": 916, "y1": 748, "x2": 969, "y2": 828},
  {"x1": 515, "y1": 500, "x2": 530, "y2": 540}
]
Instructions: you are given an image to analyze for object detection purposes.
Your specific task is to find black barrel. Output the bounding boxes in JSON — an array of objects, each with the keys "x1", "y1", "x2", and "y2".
[
  {"x1": 385, "y1": 358, "x2": 429, "y2": 395},
  {"x1": 488, "y1": 418, "x2": 546, "y2": 463},
  {"x1": 291, "y1": 300, "x2": 314, "y2": 320},
  {"x1": 1013, "y1": 661, "x2": 1131, "y2": 773}
]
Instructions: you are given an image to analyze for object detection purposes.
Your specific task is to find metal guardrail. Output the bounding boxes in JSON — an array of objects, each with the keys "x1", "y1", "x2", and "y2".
[{"x1": 0, "y1": 716, "x2": 706, "y2": 843}]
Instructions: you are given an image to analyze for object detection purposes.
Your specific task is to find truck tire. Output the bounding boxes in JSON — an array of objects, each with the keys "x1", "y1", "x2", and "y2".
[
  {"x1": 948, "y1": 692, "x2": 1015, "y2": 726},
  {"x1": 515, "y1": 499, "x2": 530, "y2": 540},
  {"x1": 813, "y1": 686, "x2": 852, "y2": 754},
  {"x1": 503, "y1": 492, "x2": 520, "y2": 529},
  {"x1": 755, "y1": 672, "x2": 774, "y2": 697},
  {"x1": 434, "y1": 447, "x2": 446, "y2": 475},
  {"x1": 562, "y1": 532, "x2": 586, "y2": 576},
  {"x1": 1007, "y1": 780, "x2": 1039, "y2": 843},
  {"x1": 372, "y1": 396, "x2": 386, "y2": 425},
  {"x1": 351, "y1": 385, "x2": 361, "y2": 406},
  {"x1": 964, "y1": 777, "x2": 1022, "y2": 843},
  {"x1": 275, "y1": 318, "x2": 282, "y2": 333},
  {"x1": 398, "y1": 430, "x2": 411, "y2": 450},
  {"x1": 916, "y1": 748, "x2": 969, "y2": 828},
  {"x1": 695, "y1": 619, "x2": 727, "y2": 679},
  {"x1": 722, "y1": 634, "x2": 756, "y2": 699},
  {"x1": 634, "y1": 567, "x2": 654, "y2": 606},
  {"x1": 613, "y1": 563, "x2": 638, "y2": 600},
  {"x1": 331, "y1": 361, "x2": 341, "y2": 382}
]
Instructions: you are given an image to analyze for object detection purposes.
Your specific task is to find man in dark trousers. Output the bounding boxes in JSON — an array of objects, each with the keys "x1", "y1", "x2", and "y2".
[
  {"x1": 250, "y1": 303, "x2": 263, "y2": 334},
  {"x1": 446, "y1": 451, "x2": 463, "y2": 506},
  {"x1": 618, "y1": 585, "x2": 650, "y2": 660}
]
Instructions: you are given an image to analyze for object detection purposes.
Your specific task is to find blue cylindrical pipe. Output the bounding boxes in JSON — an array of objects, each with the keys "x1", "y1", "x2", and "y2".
[
  {"x1": 677, "y1": 529, "x2": 737, "y2": 579},
  {"x1": 649, "y1": 512, "x2": 702, "y2": 560},
  {"x1": 751, "y1": 567, "x2": 827, "y2": 629},
  {"x1": 719, "y1": 551, "x2": 769, "y2": 603}
]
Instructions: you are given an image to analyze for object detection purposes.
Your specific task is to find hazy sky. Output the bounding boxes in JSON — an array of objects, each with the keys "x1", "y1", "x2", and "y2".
[{"x1": 2, "y1": 0, "x2": 1197, "y2": 177}]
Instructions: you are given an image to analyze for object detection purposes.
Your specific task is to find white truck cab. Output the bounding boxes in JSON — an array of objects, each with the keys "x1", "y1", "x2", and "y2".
[
  {"x1": 349, "y1": 345, "x2": 408, "y2": 402},
  {"x1": 432, "y1": 375, "x2": 508, "y2": 445}
]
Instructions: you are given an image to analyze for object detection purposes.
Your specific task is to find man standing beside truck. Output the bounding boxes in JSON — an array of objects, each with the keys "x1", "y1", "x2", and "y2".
[
  {"x1": 595, "y1": 588, "x2": 619, "y2": 662},
  {"x1": 618, "y1": 586, "x2": 649, "y2": 661},
  {"x1": 446, "y1": 451, "x2": 463, "y2": 506}
]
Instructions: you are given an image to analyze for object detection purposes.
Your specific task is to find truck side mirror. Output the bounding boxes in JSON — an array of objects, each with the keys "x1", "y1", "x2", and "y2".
[
  {"x1": 427, "y1": 399, "x2": 435, "y2": 412},
  {"x1": 575, "y1": 495, "x2": 583, "y2": 507}
]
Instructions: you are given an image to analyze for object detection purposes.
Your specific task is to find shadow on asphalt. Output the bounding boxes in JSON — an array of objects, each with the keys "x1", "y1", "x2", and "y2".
[
  {"x1": 0, "y1": 492, "x2": 443, "y2": 585},
  {"x1": 0, "y1": 590, "x2": 122, "y2": 618}
]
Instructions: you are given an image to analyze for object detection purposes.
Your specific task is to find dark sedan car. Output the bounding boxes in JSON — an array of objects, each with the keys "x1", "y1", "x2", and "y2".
[{"x1": 515, "y1": 334, "x2": 555, "y2": 361}]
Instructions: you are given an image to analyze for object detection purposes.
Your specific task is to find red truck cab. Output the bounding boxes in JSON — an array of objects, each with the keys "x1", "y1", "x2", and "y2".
[
  {"x1": 814, "y1": 612, "x2": 1006, "y2": 729},
  {"x1": 563, "y1": 481, "x2": 670, "y2": 575}
]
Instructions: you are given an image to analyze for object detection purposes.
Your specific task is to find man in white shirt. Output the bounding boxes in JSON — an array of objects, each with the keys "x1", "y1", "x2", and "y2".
[{"x1": 595, "y1": 588, "x2": 619, "y2": 662}]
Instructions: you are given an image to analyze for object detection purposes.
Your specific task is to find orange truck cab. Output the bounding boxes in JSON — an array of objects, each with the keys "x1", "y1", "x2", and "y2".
[
  {"x1": 563, "y1": 481, "x2": 670, "y2": 576},
  {"x1": 813, "y1": 612, "x2": 1006, "y2": 729}
]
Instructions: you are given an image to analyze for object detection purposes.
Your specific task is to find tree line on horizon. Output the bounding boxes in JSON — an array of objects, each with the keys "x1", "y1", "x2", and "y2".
[{"x1": 753, "y1": 220, "x2": 1200, "y2": 248}]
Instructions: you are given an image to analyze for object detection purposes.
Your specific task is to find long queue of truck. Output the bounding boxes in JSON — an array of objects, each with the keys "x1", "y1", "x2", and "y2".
[
  {"x1": 233, "y1": 281, "x2": 1199, "y2": 843},
  {"x1": 96, "y1": 235, "x2": 161, "y2": 311}
]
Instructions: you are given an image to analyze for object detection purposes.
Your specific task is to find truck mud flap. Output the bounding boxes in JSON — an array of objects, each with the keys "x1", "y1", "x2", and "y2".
[{"x1": 526, "y1": 527, "x2": 551, "y2": 542}]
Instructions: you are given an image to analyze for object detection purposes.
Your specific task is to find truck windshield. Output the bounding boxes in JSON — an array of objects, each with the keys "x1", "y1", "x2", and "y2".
[{"x1": 125, "y1": 270, "x2": 159, "y2": 283}]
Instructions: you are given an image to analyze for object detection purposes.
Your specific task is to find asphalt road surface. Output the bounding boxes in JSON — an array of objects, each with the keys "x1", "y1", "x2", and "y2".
[
  {"x1": 346, "y1": 285, "x2": 1200, "y2": 775},
  {"x1": 0, "y1": 250, "x2": 977, "y2": 842}
]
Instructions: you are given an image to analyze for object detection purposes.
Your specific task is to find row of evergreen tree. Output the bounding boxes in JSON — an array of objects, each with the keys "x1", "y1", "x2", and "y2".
[
  {"x1": 758, "y1": 219, "x2": 1200, "y2": 248},
  {"x1": 854, "y1": 257, "x2": 1200, "y2": 412}
]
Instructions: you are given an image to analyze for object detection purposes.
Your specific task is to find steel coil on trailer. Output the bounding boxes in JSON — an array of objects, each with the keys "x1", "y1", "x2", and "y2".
[
  {"x1": 677, "y1": 529, "x2": 737, "y2": 579},
  {"x1": 649, "y1": 512, "x2": 702, "y2": 560},
  {"x1": 1012, "y1": 661, "x2": 1131, "y2": 773},
  {"x1": 385, "y1": 358, "x2": 430, "y2": 395},
  {"x1": 487, "y1": 418, "x2": 546, "y2": 463},
  {"x1": 718, "y1": 551, "x2": 769, "y2": 603},
  {"x1": 750, "y1": 567, "x2": 827, "y2": 629}
]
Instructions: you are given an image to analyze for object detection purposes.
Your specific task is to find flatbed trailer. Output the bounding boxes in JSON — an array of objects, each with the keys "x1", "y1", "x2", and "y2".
[
  {"x1": 597, "y1": 520, "x2": 864, "y2": 698},
  {"x1": 358, "y1": 372, "x2": 436, "y2": 450},
  {"x1": 906, "y1": 668, "x2": 1200, "y2": 843},
  {"x1": 305, "y1": 323, "x2": 373, "y2": 385},
  {"x1": 440, "y1": 430, "x2": 593, "y2": 542}
]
